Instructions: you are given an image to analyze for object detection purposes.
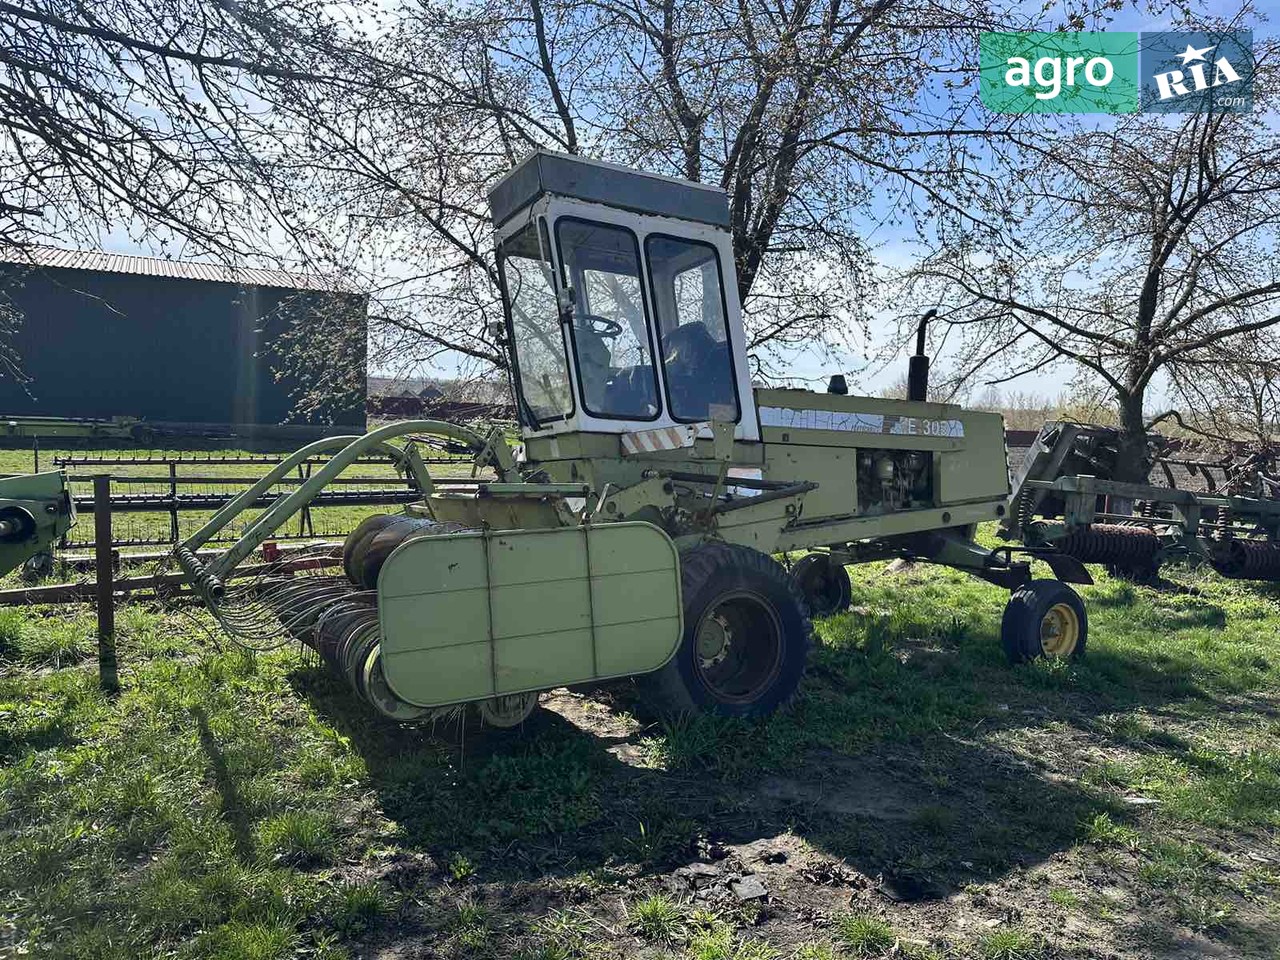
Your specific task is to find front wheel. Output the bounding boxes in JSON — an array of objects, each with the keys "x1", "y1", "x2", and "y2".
[
  {"x1": 1001, "y1": 579, "x2": 1087, "y2": 664},
  {"x1": 639, "y1": 542, "x2": 811, "y2": 718}
]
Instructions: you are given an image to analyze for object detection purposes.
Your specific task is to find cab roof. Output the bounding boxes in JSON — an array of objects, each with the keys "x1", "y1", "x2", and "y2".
[{"x1": 488, "y1": 150, "x2": 731, "y2": 230}]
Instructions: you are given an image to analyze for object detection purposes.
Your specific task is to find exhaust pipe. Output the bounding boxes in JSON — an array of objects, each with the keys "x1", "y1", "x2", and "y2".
[{"x1": 907, "y1": 309, "x2": 936, "y2": 402}]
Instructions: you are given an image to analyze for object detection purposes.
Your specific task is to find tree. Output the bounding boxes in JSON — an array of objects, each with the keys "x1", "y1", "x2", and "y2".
[
  {"x1": 911, "y1": 40, "x2": 1280, "y2": 480},
  {"x1": 0, "y1": 0, "x2": 1139, "y2": 414},
  {"x1": 1163, "y1": 329, "x2": 1280, "y2": 445},
  {"x1": 284, "y1": 0, "x2": 1111, "y2": 387},
  {"x1": 0, "y1": 0, "x2": 384, "y2": 406},
  {"x1": 0, "y1": 0, "x2": 387, "y2": 255}
]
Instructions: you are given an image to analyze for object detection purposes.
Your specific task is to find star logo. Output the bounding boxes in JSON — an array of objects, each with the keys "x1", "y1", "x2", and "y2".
[{"x1": 1176, "y1": 42, "x2": 1215, "y2": 65}]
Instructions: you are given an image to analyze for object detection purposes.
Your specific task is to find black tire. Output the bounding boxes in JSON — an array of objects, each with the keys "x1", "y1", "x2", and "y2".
[
  {"x1": 356, "y1": 517, "x2": 470, "y2": 589},
  {"x1": 343, "y1": 514, "x2": 399, "y2": 585},
  {"x1": 639, "y1": 542, "x2": 811, "y2": 718},
  {"x1": 1001, "y1": 579, "x2": 1088, "y2": 664},
  {"x1": 791, "y1": 553, "x2": 852, "y2": 617}
]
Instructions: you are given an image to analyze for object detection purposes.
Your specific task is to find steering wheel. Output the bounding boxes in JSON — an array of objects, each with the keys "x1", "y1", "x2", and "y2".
[{"x1": 577, "y1": 313, "x2": 623, "y2": 339}]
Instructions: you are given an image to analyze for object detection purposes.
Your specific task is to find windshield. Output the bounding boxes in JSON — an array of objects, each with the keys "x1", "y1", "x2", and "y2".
[
  {"x1": 498, "y1": 220, "x2": 573, "y2": 424},
  {"x1": 556, "y1": 219, "x2": 660, "y2": 420}
]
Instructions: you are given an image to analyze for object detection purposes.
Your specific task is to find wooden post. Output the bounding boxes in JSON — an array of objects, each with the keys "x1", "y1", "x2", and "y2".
[{"x1": 94, "y1": 475, "x2": 119, "y2": 692}]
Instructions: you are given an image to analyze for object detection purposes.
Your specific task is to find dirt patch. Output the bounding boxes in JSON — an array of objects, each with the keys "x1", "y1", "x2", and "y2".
[{"x1": 754, "y1": 754, "x2": 923, "y2": 821}]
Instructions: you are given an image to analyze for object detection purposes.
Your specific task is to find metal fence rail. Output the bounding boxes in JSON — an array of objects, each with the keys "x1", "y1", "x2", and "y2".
[
  {"x1": 58, "y1": 482, "x2": 422, "y2": 549},
  {"x1": 54, "y1": 452, "x2": 470, "y2": 467},
  {"x1": 43, "y1": 445, "x2": 483, "y2": 551}
]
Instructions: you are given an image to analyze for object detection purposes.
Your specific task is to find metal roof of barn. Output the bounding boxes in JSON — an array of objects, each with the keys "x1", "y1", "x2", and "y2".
[{"x1": 0, "y1": 245, "x2": 348, "y2": 292}]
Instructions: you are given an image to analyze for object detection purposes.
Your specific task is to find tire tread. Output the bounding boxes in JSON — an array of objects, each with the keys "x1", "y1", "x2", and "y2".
[{"x1": 639, "y1": 541, "x2": 812, "y2": 716}]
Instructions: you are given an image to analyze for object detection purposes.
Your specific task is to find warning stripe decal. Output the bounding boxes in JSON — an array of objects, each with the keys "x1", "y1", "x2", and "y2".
[{"x1": 620, "y1": 422, "x2": 709, "y2": 455}]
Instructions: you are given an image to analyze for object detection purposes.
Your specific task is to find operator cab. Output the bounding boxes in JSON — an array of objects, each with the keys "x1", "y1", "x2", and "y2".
[{"x1": 489, "y1": 151, "x2": 759, "y2": 442}]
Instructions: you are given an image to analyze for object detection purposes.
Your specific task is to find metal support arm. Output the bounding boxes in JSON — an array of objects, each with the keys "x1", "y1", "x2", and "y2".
[{"x1": 178, "y1": 420, "x2": 488, "y2": 586}]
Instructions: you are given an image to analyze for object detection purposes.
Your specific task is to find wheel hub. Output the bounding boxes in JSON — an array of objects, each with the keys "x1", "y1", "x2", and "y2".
[
  {"x1": 693, "y1": 592, "x2": 784, "y2": 704},
  {"x1": 1039, "y1": 602, "x2": 1080, "y2": 658},
  {"x1": 696, "y1": 615, "x2": 731, "y2": 668}
]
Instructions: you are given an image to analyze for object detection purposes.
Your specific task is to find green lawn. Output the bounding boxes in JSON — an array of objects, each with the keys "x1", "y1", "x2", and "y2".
[
  {"x1": 2, "y1": 545, "x2": 1279, "y2": 958},
  {"x1": 0, "y1": 440, "x2": 475, "y2": 560}
]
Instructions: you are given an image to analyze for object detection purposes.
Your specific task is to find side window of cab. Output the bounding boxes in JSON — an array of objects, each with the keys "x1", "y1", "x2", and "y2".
[{"x1": 645, "y1": 236, "x2": 740, "y2": 423}]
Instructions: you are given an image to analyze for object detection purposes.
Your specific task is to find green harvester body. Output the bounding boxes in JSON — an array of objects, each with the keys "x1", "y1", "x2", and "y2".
[{"x1": 178, "y1": 151, "x2": 1078, "y2": 724}]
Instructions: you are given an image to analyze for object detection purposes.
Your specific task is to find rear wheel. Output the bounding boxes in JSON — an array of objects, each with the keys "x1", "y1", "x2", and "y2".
[
  {"x1": 791, "y1": 553, "x2": 852, "y2": 617},
  {"x1": 1001, "y1": 579, "x2": 1087, "y2": 664},
  {"x1": 639, "y1": 542, "x2": 811, "y2": 718}
]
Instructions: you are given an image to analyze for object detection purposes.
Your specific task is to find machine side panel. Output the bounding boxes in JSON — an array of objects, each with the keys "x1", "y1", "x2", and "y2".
[
  {"x1": 754, "y1": 388, "x2": 966, "y2": 451},
  {"x1": 763, "y1": 444, "x2": 856, "y2": 522},
  {"x1": 376, "y1": 522, "x2": 682, "y2": 707},
  {"x1": 937, "y1": 412, "x2": 1011, "y2": 504}
]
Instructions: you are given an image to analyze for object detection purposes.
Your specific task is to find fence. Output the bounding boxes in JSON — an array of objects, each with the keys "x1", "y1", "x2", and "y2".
[
  {"x1": 52, "y1": 449, "x2": 472, "y2": 550},
  {"x1": 5, "y1": 440, "x2": 483, "y2": 690}
]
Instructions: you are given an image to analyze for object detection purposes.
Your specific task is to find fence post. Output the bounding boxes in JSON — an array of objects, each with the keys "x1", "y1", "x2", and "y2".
[
  {"x1": 168, "y1": 461, "x2": 179, "y2": 544},
  {"x1": 94, "y1": 474, "x2": 119, "y2": 692}
]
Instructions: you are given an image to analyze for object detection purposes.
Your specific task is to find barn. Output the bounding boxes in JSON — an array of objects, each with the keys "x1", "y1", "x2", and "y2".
[{"x1": 0, "y1": 247, "x2": 367, "y2": 436}]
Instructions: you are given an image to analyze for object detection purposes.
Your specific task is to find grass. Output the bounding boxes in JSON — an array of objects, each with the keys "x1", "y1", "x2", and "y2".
[
  {"x1": 0, "y1": 607, "x2": 94, "y2": 667},
  {"x1": 451, "y1": 897, "x2": 491, "y2": 948},
  {"x1": 329, "y1": 880, "x2": 387, "y2": 934},
  {"x1": 257, "y1": 810, "x2": 339, "y2": 865},
  {"x1": 835, "y1": 913, "x2": 897, "y2": 956},
  {"x1": 1081, "y1": 811, "x2": 1141, "y2": 849},
  {"x1": 628, "y1": 893, "x2": 684, "y2": 941},
  {"x1": 980, "y1": 929, "x2": 1042, "y2": 960},
  {"x1": 1, "y1": 520, "x2": 1279, "y2": 958}
]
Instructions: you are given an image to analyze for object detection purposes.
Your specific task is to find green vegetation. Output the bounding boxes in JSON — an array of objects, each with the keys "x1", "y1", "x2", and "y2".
[
  {"x1": 1, "y1": 527, "x2": 1278, "y2": 957},
  {"x1": 835, "y1": 913, "x2": 897, "y2": 956},
  {"x1": 979, "y1": 929, "x2": 1042, "y2": 960},
  {"x1": 628, "y1": 893, "x2": 684, "y2": 941}
]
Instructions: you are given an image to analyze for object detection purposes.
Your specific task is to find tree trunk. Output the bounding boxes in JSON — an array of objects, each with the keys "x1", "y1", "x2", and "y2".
[{"x1": 1113, "y1": 391, "x2": 1152, "y2": 485}]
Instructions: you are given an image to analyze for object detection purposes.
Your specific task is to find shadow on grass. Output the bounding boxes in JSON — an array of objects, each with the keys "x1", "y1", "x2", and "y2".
[
  {"x1": 191, "y1": 704, "x2": 256, "y2": 861},
  {"x1": 289, "y1": 656, "x2": 1126, "y2": 904},
  {"x1": 0, "y1": 715, "x2": 78, "y2": 760},
  {"x1": 283, "y1": 560, "x2": 1279, "y2": 917}
]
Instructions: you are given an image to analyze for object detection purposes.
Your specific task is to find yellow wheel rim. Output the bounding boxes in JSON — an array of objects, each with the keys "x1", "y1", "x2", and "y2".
[{"x1": 1039, "y1": 602, "x2": 1080, "y2": 658}]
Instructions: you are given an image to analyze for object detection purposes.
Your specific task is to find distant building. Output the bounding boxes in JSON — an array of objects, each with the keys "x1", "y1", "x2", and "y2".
[
  {"x1": 0, "y1": 247, "x2": 367, "y2": 435},
  {"x1": 366, "y1": 375, "x2": 512, "y2": 421}
]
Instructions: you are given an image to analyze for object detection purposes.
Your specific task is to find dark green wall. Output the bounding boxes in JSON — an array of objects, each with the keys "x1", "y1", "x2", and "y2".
[{"x1": 0, "y1": 265, "x2": 366, "y2": 427}]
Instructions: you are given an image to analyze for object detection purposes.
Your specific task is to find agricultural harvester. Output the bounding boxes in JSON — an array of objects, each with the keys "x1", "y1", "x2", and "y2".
[{"x1": 175, "y1": 151, "x2": 1092, "y2": 726}]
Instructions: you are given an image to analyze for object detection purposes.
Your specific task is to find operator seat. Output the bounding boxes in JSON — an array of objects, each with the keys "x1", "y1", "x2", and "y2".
[{"x1": 663, "y1": 322, "x2": 736, "y2": 419}]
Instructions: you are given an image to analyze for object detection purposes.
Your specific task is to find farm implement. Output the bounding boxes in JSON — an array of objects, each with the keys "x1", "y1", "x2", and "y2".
[
  {"x1": 1004, "y1": 421, "x2": 1280, "y2": 583},
  {"x1": 0, "y1": 471, "x2": 74, "y2": 578},
  {"x1": 176, "y1": 150, "x2": 1101, "y2": 725}
]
